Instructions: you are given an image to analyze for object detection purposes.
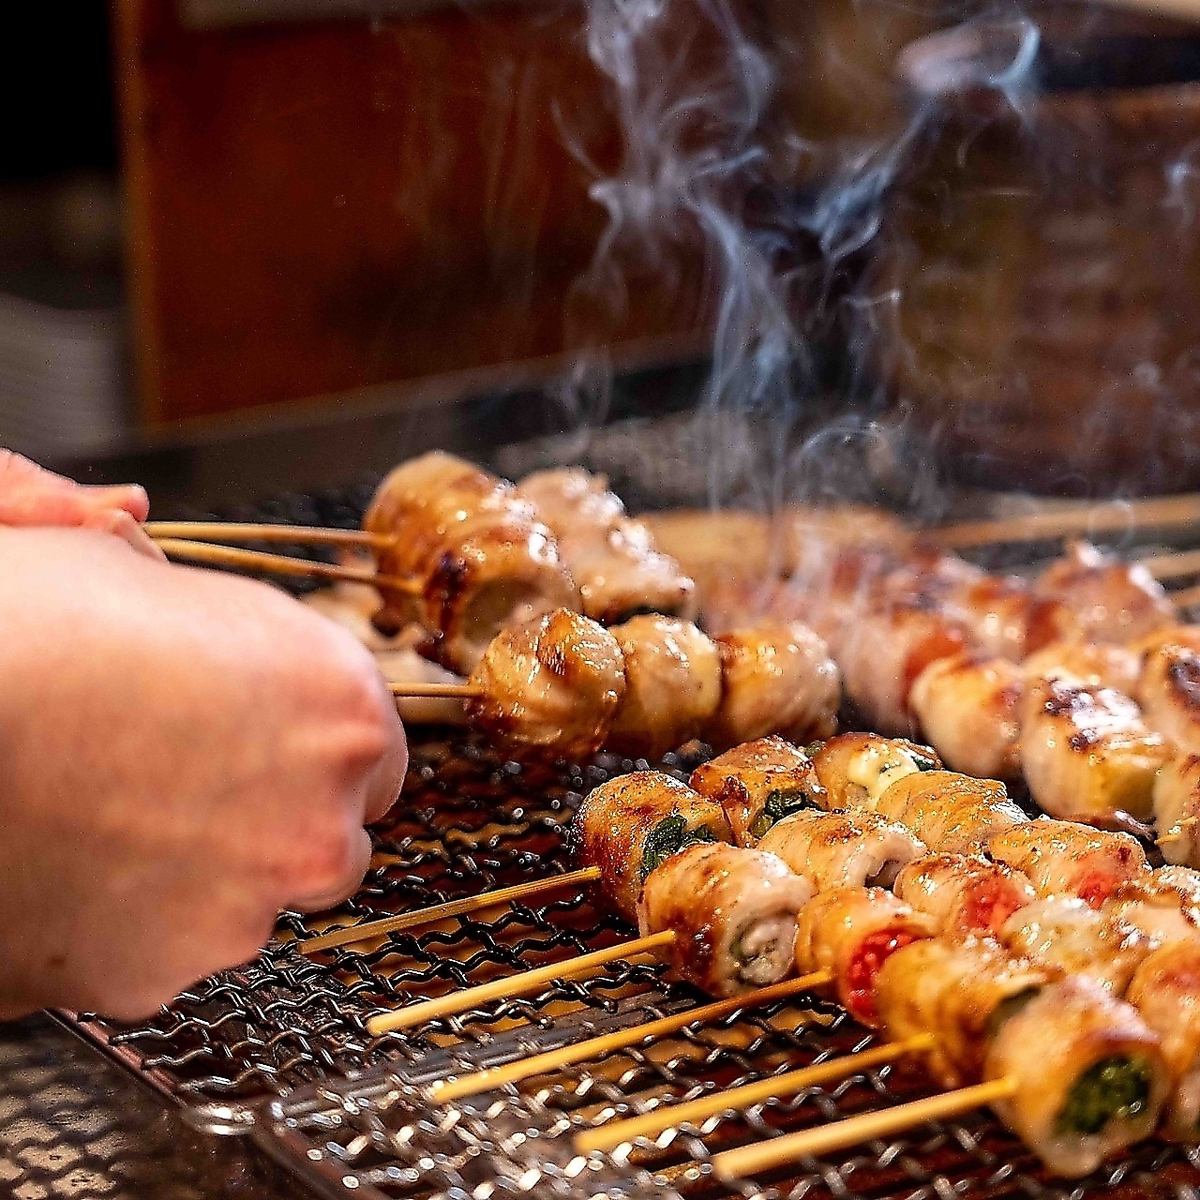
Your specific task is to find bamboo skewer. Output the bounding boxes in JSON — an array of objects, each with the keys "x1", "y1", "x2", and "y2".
[
  {"x1": 299, "y1": 868, "x2": 601, "y2": 955},
  {"x1": 708, "y1": 1076, "x2": 1019, "y2": 1181},
  {"x1": 428, "y1": 971, "x2": 833, "y2": 1105},
  {"x1": 387, "y1": 681, "x2": 481, "y2": 699},
  {"x1": 1139, "y1": 548, "x2": 1200, "y2": 581},
  {"x1": 1171, "y1": 583, "x2": 1200, "y2": 610},
  {"x1": 574, "y1": 1033, "x2": 934, "y2": 1155},
  {"x1": 155, "y1": 538, "x2": 420, "y2": 593},
  {"x1": 147, "y1": 521, "x2": 393, "y2": 549},
  {"x1": 365, "y1": 931, "x2": 676, "y2": 1036}
]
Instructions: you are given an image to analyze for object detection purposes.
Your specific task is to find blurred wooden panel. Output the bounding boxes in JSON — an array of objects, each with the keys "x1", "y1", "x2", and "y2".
[{"x1": 113, "y1": 0, "x2": 705, "y2": 426}]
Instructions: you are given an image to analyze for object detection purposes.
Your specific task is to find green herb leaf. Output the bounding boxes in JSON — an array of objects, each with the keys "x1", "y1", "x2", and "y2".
[
  {"x1": 640, "y1": 816, "x2": 719, "y2": 880},
  {"x1": 749, "y1": 788, "x2": 815, "y2": 840},
  {"x1": 1056, "y1": 1056, "x2": 1153, "y2": 1136}
]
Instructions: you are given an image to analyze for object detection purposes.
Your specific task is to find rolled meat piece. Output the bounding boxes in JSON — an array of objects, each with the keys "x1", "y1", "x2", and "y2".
[
  {"x1": 573, "y1": 771, "x2": 731, "y2": 921},
  {"x1": 988, "y1": 818, "x2": 1149, "y2": 908},
  {"x1": 909, "y1": 654, "x2": 1023, "y2": 780},
  {"x1": 466, "y1": 608, "x2": 626, "y2": 759},
  {"x1": 637, "y1": 843, "x2": 815, "y2": 996},
  {"x1": 893, "y1": 853, "x2": 1035, "y2": 936},
  {"x1": 1033, "y1": 540, "x2": 1175, "y2": 645},
  {"x1": 517, "y1": 468, "x2": 697, "y2": 625},
  {"x1": 1125, "y1": 940, "x2": 1200, "y2": 1139},
  {"x1": 809, "y1": 732, "x2": 941, "y2": 812},
  {"x1": 874, "y1": 770, "x2": 1026, "y2": 855},
  {"x1": 1105, "y1": 867, "x2": 1200, "y2": 949},
  {"x1": 1138, "y1": 641, "x2": 1200, "y2": 756},
  {"x1": 606, "y1": 615, "x2": 721, "y2": 759},
  {"x1": 794, "y1": 886, "x2": 937, "y2": 1025},
  {"x1": 999, "y1": 896, "x2": 1152, "y2": 996},
  {"x1": 706, "y1": 621, "x2": 840, "y2": 750},
  {"x1": 875, "y1": 936, "x2": 1056, "y2": 1089},
  {"x1": 365, "y1": 453, "x2": 581, "y2": 671},
  {"x1": 689, "y1": 736, "x2": 827, "y2": 846},
  {"x1": 943, "y1": 573, "x2": 1041, "y2": 661},
  {"x1": 1153, "y1": 755, "x2": 1200, "y2": 867},
  {"x1": 984, "y1": 976, "x2": 1168, "y2": 1177},
  {"x1": 757, "y1": 809, "x2": 925, "y2": 891},
  {"x1": 1023, "y1": 639, "x2": 1141, "y2": 695},
  {"x1": 1020, "y1": 673, "x2": 1168, "y2": 826}
]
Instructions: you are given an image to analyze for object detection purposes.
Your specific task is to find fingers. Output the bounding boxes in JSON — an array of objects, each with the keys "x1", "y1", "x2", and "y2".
[
  {"x1": 364, "y1": 697, "x2": 408, "y2": 824},
  {"x1": 0, "y1": 449, "x2": 151, "y2": 526},
  {"x1": 287, "y1": 826, "x2": 374, "y2": 914},
  {"x1": 79, "y1": 483, "x2": 150, "y2": 522},
  {"x1": 80, "y1": 510, "x2": 166, "y2": 561}
]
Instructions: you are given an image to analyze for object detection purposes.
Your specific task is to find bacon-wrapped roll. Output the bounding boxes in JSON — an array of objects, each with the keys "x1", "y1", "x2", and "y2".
[
  {"x1": 1125, "y1": 940, "x2": 1200, "y2": 1139},
  {"x1": 909, "y1": 654, "x2": 1023, "y2": 780},
  {"x1": 517, "y1": 468, "x2": 696, "y2": 625},
  {"x1": 1023, "y1": 639, "x2": 1141, "y2": 695},
  {"x1": 689, "y1": 736, "x2": 826, "y2": 846},
  {"x1": 1020, "y1": 674, "x2": 1167, "y2": 825},
  {"x1": 638, "y1": 843, "x2": 814, "y2": 996},
  {"x1": 988, "y1": 818, "x2": 1149, "y2": 908},
  {"x1": 606, "y1": 615, "x2": 721, "y2": 759},
  {"x1": 365, "y1": 453, "x2": 579, "y2": 670},
  {"x1": 574, "y1": 771, "x2": 730, "y2": 921},
  {"x1": 809, "y1": 733, "x2": 941, "y2": 812},
  {"x1": 466, "y1": 609, "x2": 625, "y2": 758},
  {"x1": 893, "y1": 853, "x2": 1035, "y2": 936},
  {"x1": 706, "y1": 621, "x2": 839, "y2": 750},
  {"x1": 875, "y1": 937, "x2": 1055, "y2": 1089},
  {"x1": 1153, "y1": 755, "x2": 1200, "y2": 867},
  {"x1": 1138, "y1": 641, "x2": 1200, "y2": 756},
  {"x1": 1033, "y1": 541, "x2": 1175, "y2": 645},
  {"x1": 874, "y1": 770, "x2": 1026, "y2": 855},
  {"x1": 984, "y1": 977, "x2": 1168, "y2": 1177},
  {"x1": 999, "y1": 896, "x2": 1151, "y2": 996},
  {"x1": 794, "y1": 887, "x2": 936, "y2": 1025},
  {"x1": 757, "y1": 810, "x2": 925, "y2": 892},
  {"x1": 1105, "y1": 867, "x2": 1200, "y2": 949}
]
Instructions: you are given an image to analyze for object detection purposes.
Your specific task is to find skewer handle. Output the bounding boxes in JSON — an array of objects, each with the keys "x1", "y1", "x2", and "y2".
[
  {"x1": 365, "y1": 930, "x2": 675, "y2": 1036},
  {"x1": 387, "y1": 681, "x2": 481, "y2": 699},
  {"x1": 147, "y1": 521, "x2": 393, "y2": 549},
  {"x1": 299, "y1": 867, "x2": 601, "y2": 955},
  {"x1": 709, "y1": 1076, "x2": 1018, "y2": 1181}
]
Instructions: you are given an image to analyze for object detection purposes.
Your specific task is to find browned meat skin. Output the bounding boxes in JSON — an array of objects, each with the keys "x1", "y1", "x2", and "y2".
[
  {"x1": 706, "y1": 622, "x2": 840, "y2": 750},
  {"x1": 1000, "y1": 896, "x2": 1152, "y2": 996},
  {"x1": 794, "y1": 886, "x2": 937, "y2": 1026},
  {"x1": 1138, "y1": 641, "x2": 1200, "y2": 756},
  {"x1": 893, "y1": 853, "x2": 1035, "y2": 936},
  {"x1": 874, "y1": 770, "x2": 1026, "y2": 855},
  {"x1": 364, "y1": 453, "x2": 579, "y2": 672},
  {"x1": 573, "y1": 771, "x2": 730, "y2": 922},
  {"x1": 809, "y1": 732, "x2": 942, "y2": 812},
  {"x1": 1033, "y1": 540, "x2": 1175, "y2": 645},
  {"x1": 689, "y1": 736, "x2": 826, "y2": 847},
  {"x1": 606, "y1": 615, "x2": 721, "y2": 759},
  {"x1": 466, "y1": 609, "x2": 626, "y2": 759},
  {"x1": 1126, "y1": 940, "x2": 1200, "y2": 1138},
  {"x1": 875, "y1": 936, "x2": 1056, "y2": 1089},
  {"x1": 909, "y1": 654, "x2": 1023, "y2": 780},
  {"x1": 985, "y1": 977, "x2": 1168, "y2": 1177},
  {"x1": 757, "y1": 809, "x2": 925, "y2": 892},
  {"x1": 988, "y1": 818, "x2": 1149, "y2": 908},
  {"x1": 637, "y1": 843, "x2": 815, "y2": 997},
  {"x1": 1019, "y1": 673, "x2": 1167, "y2": 825},
  {"x1": 1105, "y1": 867, "x2": 1200, "y2": 949},
  {"x1": 1023, "y1": 640, "x2": 1141, "y2": 694},
  {"x1": 1153, "y1": 756, "x2": 1200, "y2": 867},
  {"x1": 517, "y1": 468, "x2": 697, "y2": 624}
]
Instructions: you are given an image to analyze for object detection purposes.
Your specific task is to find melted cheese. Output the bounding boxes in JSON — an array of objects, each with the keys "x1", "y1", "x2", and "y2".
[{"x1": 847, "y1": 745, "x2": 921, "y2": 806}]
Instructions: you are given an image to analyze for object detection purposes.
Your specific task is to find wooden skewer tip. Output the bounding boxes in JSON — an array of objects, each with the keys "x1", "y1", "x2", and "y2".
[{"x1": 388, "y1": 681, "x2": 481, "y2": 699}]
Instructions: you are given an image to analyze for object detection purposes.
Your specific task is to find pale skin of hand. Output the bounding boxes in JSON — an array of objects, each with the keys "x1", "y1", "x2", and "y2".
[{"x1": 0, "y1": 527, "x2": 407, "y2": 1021}]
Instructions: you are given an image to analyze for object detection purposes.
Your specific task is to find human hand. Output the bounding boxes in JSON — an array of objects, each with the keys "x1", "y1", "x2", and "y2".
[{"x1": 0, "y1": 528, "x2": 407, "y2": 1020}]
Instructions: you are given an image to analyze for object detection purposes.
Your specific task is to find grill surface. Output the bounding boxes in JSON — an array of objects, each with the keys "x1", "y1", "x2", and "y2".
[{"x1": 55, "y1": 478, "x2": 1200, "y2": 1200}]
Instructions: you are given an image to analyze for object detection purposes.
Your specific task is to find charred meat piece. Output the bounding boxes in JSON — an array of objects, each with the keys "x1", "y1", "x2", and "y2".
[
  {"x1": 1020, "y1": 673, "x2": 1167, "y2": 825},
  {"x1": 1153, "y1": 756, "x2": 1200, "y2": 868},
  {"x1": 689, "y1": 736, "x2": 826, "y2": 846},
  {"x1": 706, "y1": 622, "x2": 840, "y2": 749},
  {"x1": 809, "y1": 732, "x2": 941, "y2": 812},
  {"x1": 518, "y1": 468, "x2": 696, "y2": 625},
  {"x1": 988, "y1": 818, "x2": 1149, "y2": 908},
  {"x1": 757, "y1": 809, "x2": 925, "y2": 892},
  {"x1": 794, "y1": 886, "x2": 936, "y2": 1025},
  {"x1": 574, "y1": 771, "x2": 730, "y2": 921},
  {"x1": 1105, "y1": 867, "x2": 1200, "y2": 949},
  {"x1": 638, "y1": 843, "x2": 814, "y2": 996},
  {"x1": 985, "y1": 977, "x2": 1167, "y2": 1177},
  {"x1": 1138, "y1": 641, "x2": 1200, "y2": 756},
  {"x1": 909, "y1": 654, "x2": 1023, "y2": 780},
  {"x1": 606, "y1": 615, "x2": 721, "y2": 759},
  {"x1": 467, "y1": 608, "x2": 625, "y2": 758},
  {"x1": 893, "y1": 853, "x2": 1035, "y2": 936},
  {"x1": 999, "y1": 896, "x2": 1151, "y2": 996},
  {"x1": 875, "y1": 770, "x2": 1026, "y2": 855}
]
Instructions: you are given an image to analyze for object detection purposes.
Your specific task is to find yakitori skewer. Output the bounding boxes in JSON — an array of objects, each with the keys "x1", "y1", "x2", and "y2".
[
  {"x1": 387, "y1": 681, "x2": 481, "y2": 700},
  {"x1": 298, "y1": 867, "x2": 601, "y2": 956},
  {"x1": 146, "y1": 521, "x2": 392, "y2": 549},
  {"x1": 574, "y1": 1034, "x2": 934, "y2": 1155}
]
